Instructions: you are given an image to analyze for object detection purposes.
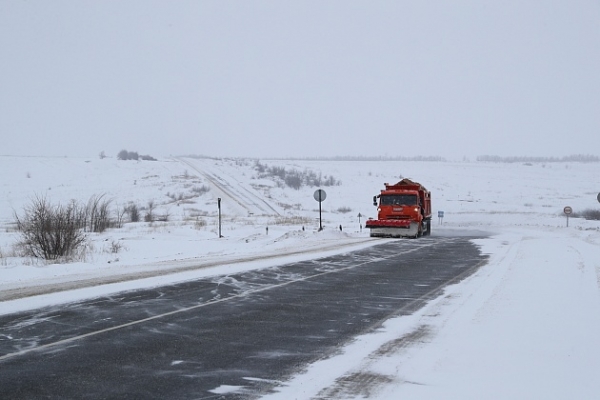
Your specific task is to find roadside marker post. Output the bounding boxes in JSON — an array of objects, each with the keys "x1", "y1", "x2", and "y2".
[
  {"x1": 564, "y1": 206, "x2": 572, "y2": 227},
  {"x1": 218, "y1": 198, "x2": 223, "y2": 238}
]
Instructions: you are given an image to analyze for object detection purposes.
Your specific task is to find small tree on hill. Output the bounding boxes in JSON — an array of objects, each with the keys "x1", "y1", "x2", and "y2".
[{"x1": 117, "y1": 149, "x2": 129, "y2": 160}]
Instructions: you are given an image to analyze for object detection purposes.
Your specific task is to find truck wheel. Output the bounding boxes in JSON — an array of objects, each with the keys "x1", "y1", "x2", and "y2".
[{"x1": 424, "y1": 220, "x2": 431, "y2": 236}]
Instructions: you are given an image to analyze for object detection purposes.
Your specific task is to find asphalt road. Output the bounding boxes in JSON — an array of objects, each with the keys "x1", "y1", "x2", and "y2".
[{"x1": 0, "y1": 236, "x2": 487, "y2": 399}]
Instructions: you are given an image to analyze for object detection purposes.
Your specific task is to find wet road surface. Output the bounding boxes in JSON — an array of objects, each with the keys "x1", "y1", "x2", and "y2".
[{"x1": 0, "y1": 236, "x2": 487, "y2": 399}]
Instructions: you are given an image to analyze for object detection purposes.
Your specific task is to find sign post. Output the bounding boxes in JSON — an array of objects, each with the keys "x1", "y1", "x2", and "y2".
[
  {"x1": 563, "y1": 206, "x2": 572, "y2": 227},
  {"x1": 313, "y1": 189, "x2": 327, "y2": 231},
  {"x1": 438, "y1": 210, "x2": 444, "y2": 225},
  {"x1": 218, "y1": 198, "x2": 223, "y2": 237}
]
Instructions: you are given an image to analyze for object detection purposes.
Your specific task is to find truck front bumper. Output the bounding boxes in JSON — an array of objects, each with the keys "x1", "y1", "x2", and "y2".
[{"x1": 365, "y1": 220, "x2": 420, "y2": 238}]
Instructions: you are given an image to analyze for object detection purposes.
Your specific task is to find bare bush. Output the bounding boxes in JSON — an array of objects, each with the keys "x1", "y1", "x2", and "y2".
[
  {"x1": 573, "y1": 209, "x2": 600, "y2": 221},
  {"x1": 337, "y1": 206, "x2": 352, "y2": 213},
  {"x1": 191, "y1": 185, "x2": 210, "y2": 195},
  {"x1": 284, "y1": 174, "x2": 302, "y2": 190},
  {"x1": 156, "y1": 208, "x2": 170, "y2": 222},
  {"x1": 255, "y1": 161, "x2": 341, "y2": 188},
  {"x1": 144, "y1": 200, "x2": 156, "y2": 222},
  {"x1": 114, "y1": 205, "x2": 127, "y2": 228},
  {"x1": 127, "y1": 203, "x2": 141, "y2": 222},
  {"x1": 84, "y1": 194, "x2": 113, "y2": 232},
  {"x1": 108, "y1": 240, "x2": 124, "y2": 254},
  {"x1": 194, "y1": 218, "x2": 207, "y2": 229},
  {"x1": 14, "y1": 196, "x2": 87, "y2": 260}
]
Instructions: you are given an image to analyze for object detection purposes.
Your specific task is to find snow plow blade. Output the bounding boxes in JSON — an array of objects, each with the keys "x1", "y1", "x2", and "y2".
[{"x1": 365, "y1": 220, "x2": 420, "y2": 238}]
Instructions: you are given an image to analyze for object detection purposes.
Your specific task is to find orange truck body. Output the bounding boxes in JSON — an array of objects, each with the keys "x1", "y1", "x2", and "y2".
[{"x1": 365, "y1": 178, "x2": 432, "y2": 238}]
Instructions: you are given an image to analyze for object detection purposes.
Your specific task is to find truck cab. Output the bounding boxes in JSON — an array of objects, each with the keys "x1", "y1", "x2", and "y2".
[{"x1": 366, "y1": 179, "x2": 432, "y2": 238}]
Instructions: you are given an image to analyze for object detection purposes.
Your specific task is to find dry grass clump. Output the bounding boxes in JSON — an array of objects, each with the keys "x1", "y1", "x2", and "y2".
[{"x1": 270, "y1": 216, "x2": 313, "y2": 226}]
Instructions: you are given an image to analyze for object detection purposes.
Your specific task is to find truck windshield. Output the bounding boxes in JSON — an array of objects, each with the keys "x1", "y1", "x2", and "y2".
[{"x1": 380, "y1": 195, "x2": 417, "y2": 206}]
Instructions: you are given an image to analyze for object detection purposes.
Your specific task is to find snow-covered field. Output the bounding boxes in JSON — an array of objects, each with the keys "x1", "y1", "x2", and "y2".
[{"x1": 2, "y1": 155, "x2": 600, "y2": 399}]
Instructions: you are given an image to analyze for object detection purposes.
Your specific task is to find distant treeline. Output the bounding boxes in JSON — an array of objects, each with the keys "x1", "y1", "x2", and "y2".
[
  {"x1": 272, "y1": 155, "x2": 446, "y2": 162},
  {"x1": 117, "y1": 149, "x2": 157, "y2": 161},
  {"x1": 477, "y1": 154, "x2": 599, "y2": 163},
  {"x1": 180, "y1": 154, "x2": 599, "y2": 163},
  {"x1": 180, "y1": 154, "x2": 445, "y2": 162},
  {"x1": 178, "y1": 154, "x2": 213, "y2": 160}
]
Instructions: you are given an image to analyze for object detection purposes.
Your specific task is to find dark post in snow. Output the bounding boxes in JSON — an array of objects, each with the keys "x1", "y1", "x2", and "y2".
[
  {"x1": 218, "y1": 197, "x2": 223, "y2": 238},
  {"x1": 313, "y1": 189, "x2": 327, "y2": 231}
]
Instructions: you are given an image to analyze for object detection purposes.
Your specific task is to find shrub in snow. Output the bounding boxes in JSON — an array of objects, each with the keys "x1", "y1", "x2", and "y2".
[
  {"x1": 83, "y1": 194, "x2": 112, "y2": 233},
  {"x1": 254, "y1": 161, "x2": 341, "y2": 189},
  {"x1": 127, "y1": 204, "x2": 141, "y2": 222},
  {"x1": 14, "y1": 196, "x2": 87, "y2": 260},
  {"x1": 574, "y1": 209, "x2": 600, "y2": 221},
  {"x1": 194, "y1": 219, "x2": 207, "y2": 229},
  {"x1": 144, "y1": 200, "x2": 156, "y2": 223}
]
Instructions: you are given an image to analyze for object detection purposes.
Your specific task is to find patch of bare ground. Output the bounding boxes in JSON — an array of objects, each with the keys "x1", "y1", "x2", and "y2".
[
  {"x1": 313, "y1": 325, "x2": 431, "y2": 399},
  {"x1": 314, "y1": 372, "x2": 395, "y2": 399},
  {"x1": 369, "y1": 324, "x2": 431, "y2": 359}
]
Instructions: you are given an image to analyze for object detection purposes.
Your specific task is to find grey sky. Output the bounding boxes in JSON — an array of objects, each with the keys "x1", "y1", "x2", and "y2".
[{"x1": 1, "y1": 1, "x2": 599, "y2": 159}]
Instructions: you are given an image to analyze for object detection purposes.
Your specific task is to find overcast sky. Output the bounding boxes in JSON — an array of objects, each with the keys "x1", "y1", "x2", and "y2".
[{"x1": 1, "y1": 1, "x2": 599, "y2": 159}]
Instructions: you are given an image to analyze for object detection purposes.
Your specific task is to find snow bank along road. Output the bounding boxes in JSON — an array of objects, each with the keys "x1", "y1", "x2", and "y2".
[
  {"x1": 0, "y1": 235, "x2": 378, "y2": 303},
  {"x1": 0, "y1": 236, "x2": 487, "y2": 399}
]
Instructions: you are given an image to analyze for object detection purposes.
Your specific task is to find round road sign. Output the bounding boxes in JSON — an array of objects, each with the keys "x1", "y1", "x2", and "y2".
[
  {"x1": 313, "y1": 189, "x2": 327, "y2": 202},
  {"x1": 564, "y1": 206, "x2": 573, "y2": 215}
]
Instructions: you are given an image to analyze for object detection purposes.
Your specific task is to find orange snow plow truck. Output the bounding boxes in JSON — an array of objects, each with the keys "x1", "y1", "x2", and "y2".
[{"x1": 365, "y1": 178, "x2": 432, "y2": 238}]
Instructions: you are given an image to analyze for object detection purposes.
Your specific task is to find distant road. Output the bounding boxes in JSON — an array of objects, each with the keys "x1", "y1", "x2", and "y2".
[
  {"x1": 176, "y1": 157, "x2": 283, "y2": 217},
  {"x1": 0, "y1": 236, "x2": 487, "y2": 399}
]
